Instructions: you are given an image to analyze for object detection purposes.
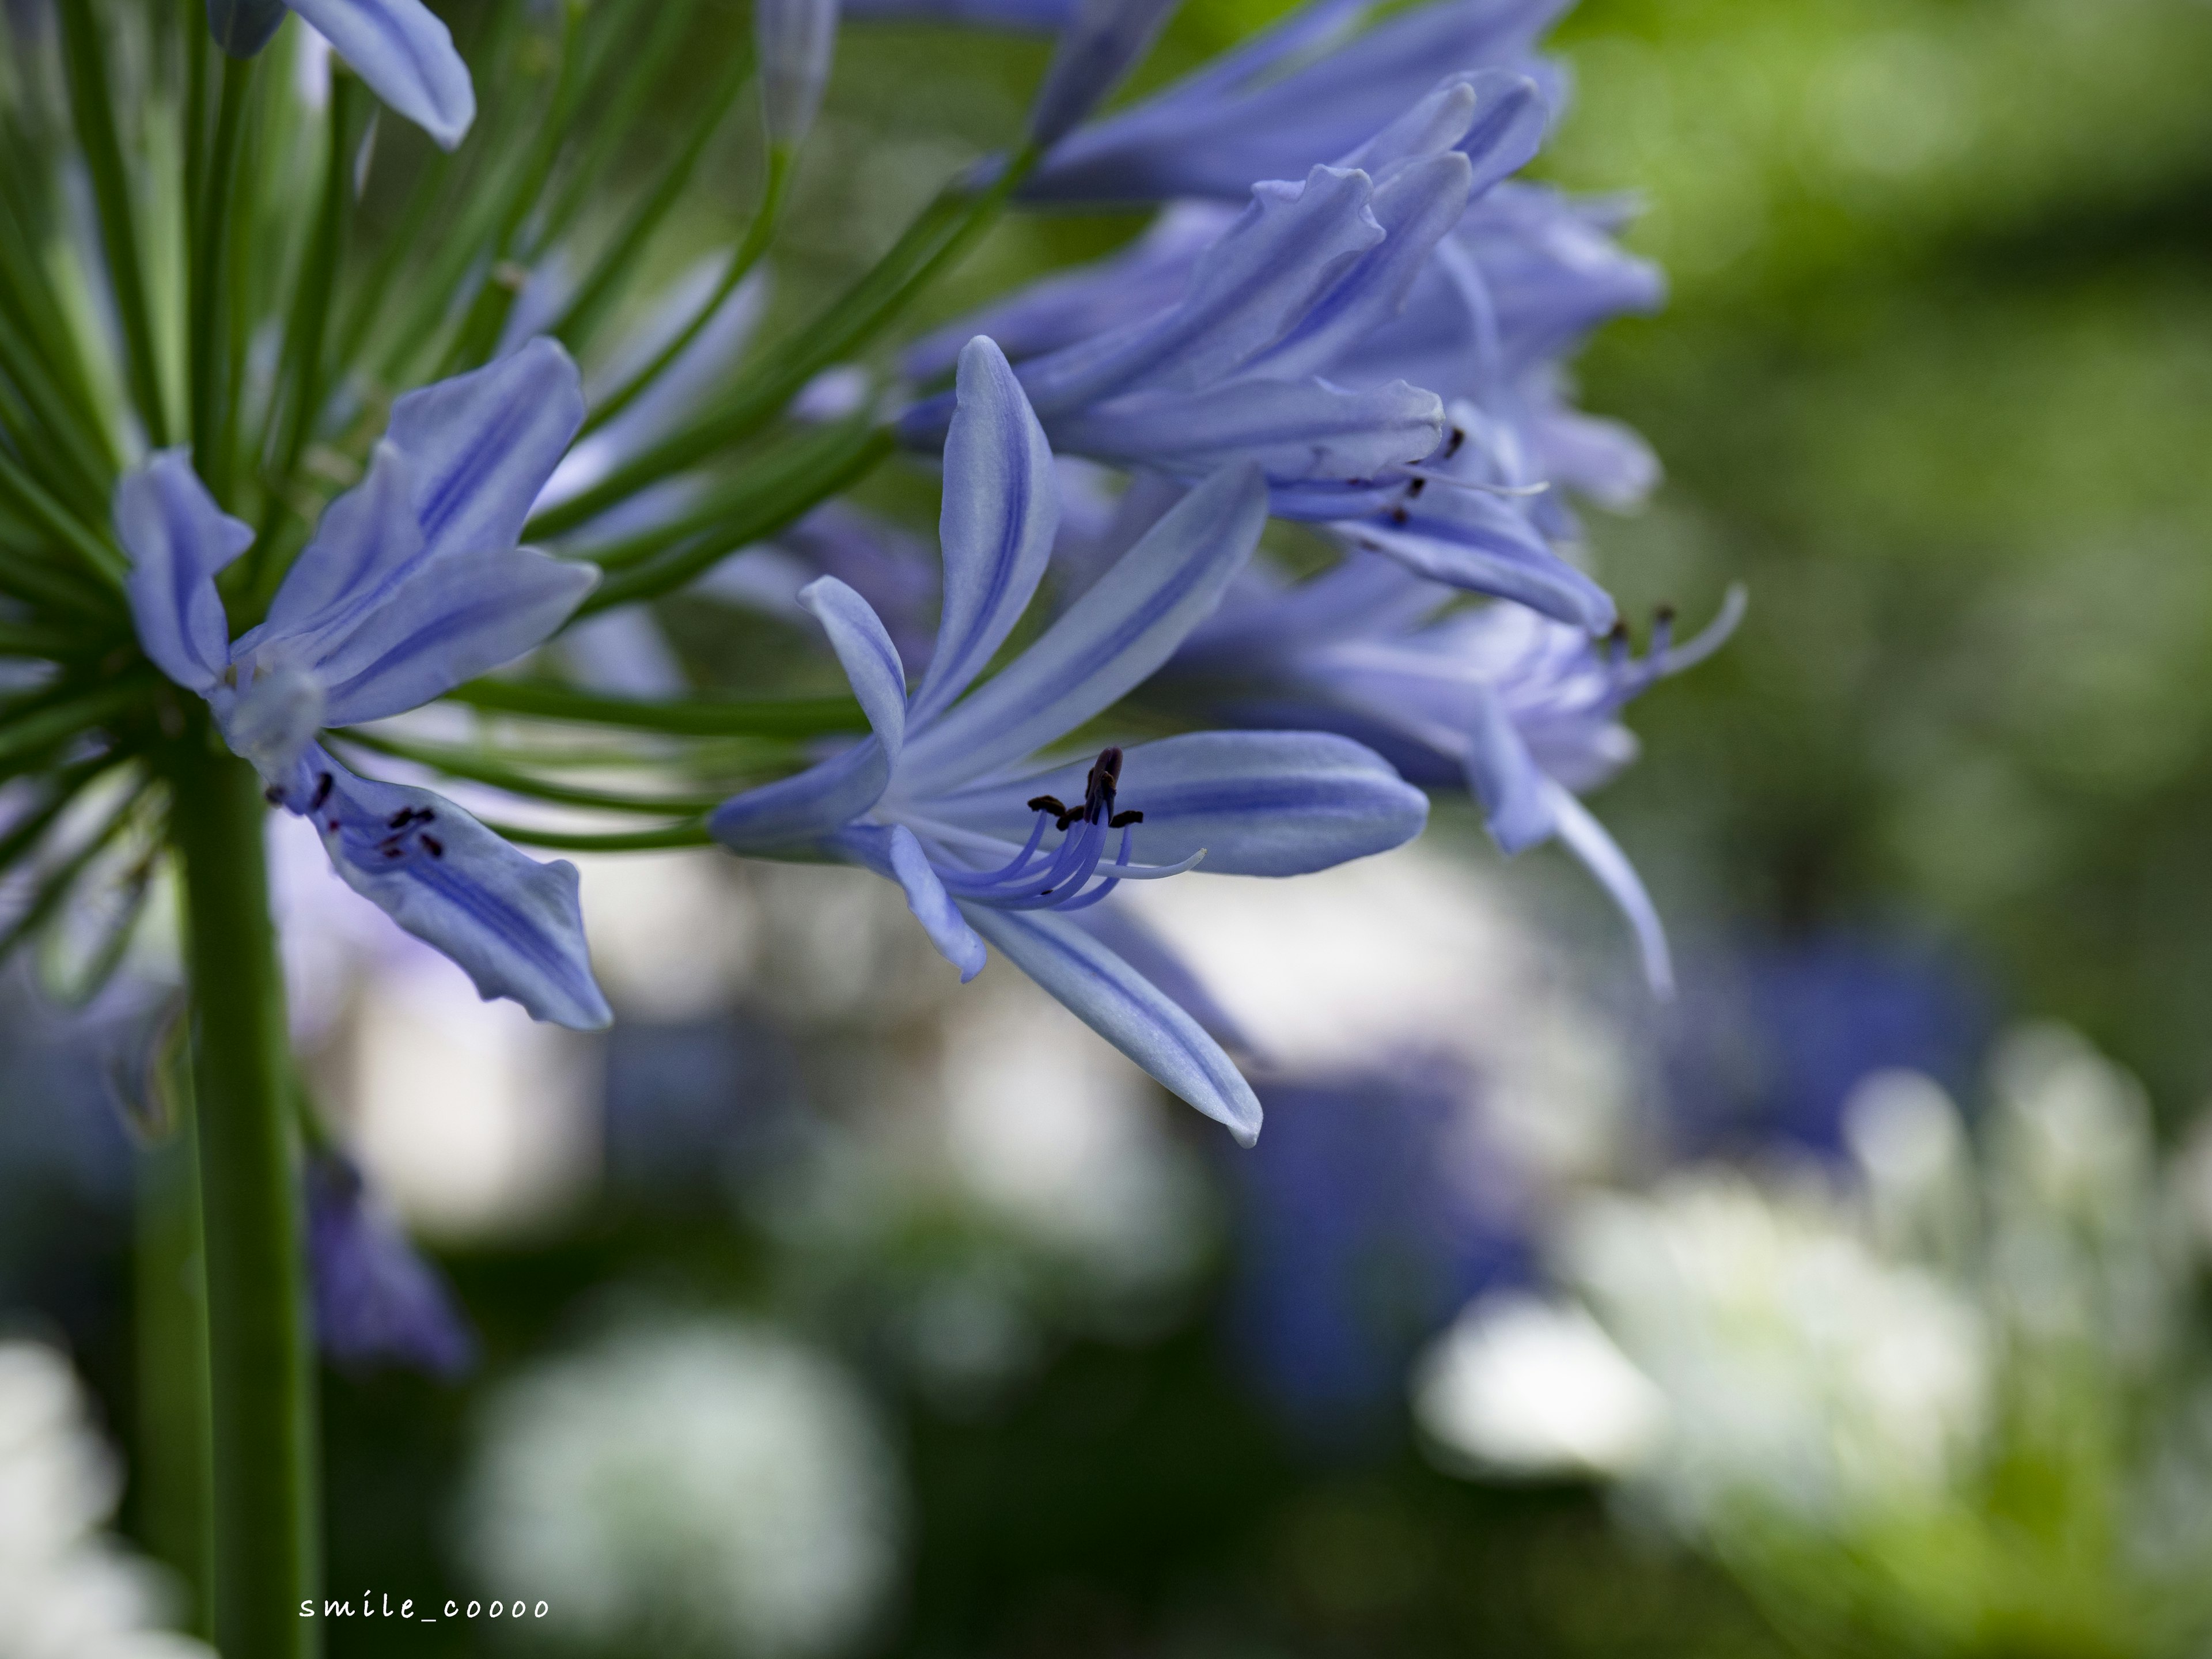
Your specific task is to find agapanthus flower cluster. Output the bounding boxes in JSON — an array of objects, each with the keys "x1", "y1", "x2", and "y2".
[{"x1": 0, "y1": 0, "x2": 1726, "y2": 1637}]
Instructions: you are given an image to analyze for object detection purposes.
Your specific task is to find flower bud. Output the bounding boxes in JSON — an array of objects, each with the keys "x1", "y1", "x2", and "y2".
[
  {"x1": 756, "y1": 0, "x2": 839, "y2": 150},
  {"x1": 1027, "y1": 0, "x2": 1180, "y2": 151}
]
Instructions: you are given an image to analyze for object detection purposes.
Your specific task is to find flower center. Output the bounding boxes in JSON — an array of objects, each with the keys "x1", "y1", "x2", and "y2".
[{"x1": 927, "y1": 747, "x2": 1195, "y2": 915}]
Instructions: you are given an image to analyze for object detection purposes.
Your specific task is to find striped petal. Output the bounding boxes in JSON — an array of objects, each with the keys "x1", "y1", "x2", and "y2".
[
  {"x1": 898, "y1": 462, "x2": 1266, "y2": 792},
  {"x1": 961, "y1": 903, "x2": 1263, "y2": 1143}
]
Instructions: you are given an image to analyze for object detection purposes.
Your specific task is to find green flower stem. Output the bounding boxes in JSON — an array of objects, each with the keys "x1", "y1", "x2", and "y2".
[
  {"x1": 547, "y1": 38, "x2": 756, "y2": 358},
  {"x1": 332, "y1": 729, "x2": 738, "y2": 815},
  {"x1": 570, "y1": 141, "x2": 790, "y2": 437},
  {"x1": 243, "y1": 74, "x2": 369, "y2": 612},
  {"x1": 434, "y1": 2, "x2": 593, "y2": 377},
  {"x1": 532, "y1": 0, "x2": 699, "y2": 251},
  {"x1": 444, "y1": 678, "x2": 864, "y2": 737},
  {"x1": 477, "y1": 816, "x2": 715, "y2": 851},
  {"x1": 531, "y1": 145, "x2": 1039, "y2": 540},
  {"x1": 134, "y1": 1063, "x2": 215, "y2": 1642},
  {"x1": 166, "y1": 737, "x2": 317, "y2": 1659},
  {"x1": 190, "y1": 54, "x2": 256, "y2": 507},
  {"x1": 570, "y1": 416, "x2": 890, "y2": 596},
  {"x1": 56, "y1": 0, "x2": 172, "y2": 447}
]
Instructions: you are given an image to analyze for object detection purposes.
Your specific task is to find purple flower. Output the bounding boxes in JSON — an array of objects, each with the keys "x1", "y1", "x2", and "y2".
[
  {"x1": 902, "y1": 72, "x2": 1551, "y2": 528},
  {"x1": 1166, "y1": 550, "x2": 1744, "y2": 992},
  {"x1": 1024, "y1": 0, "x2": 1568, "y2": 204},
  {"x1": 306, "y1": 1152, "x2": 476, "y2": 1379},
  {"x1": 118, "y1": 342, "x2": 611, "y2": 1029},
  {"x1": 714, "y1": 339, "x2": 1428, "y2": 1142}
]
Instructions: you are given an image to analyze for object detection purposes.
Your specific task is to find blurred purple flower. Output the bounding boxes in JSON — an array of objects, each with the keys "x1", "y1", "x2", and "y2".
[
  {"x1": 1227, "y1": 1059, "x2": 1532, "y2": 1441},
  {"x1": 306, "y1": 1152, "x2": 476, "y2": 1379},
  {"x1": 1661, "y1": 933, "x2": 1993, "y2": 1160}
]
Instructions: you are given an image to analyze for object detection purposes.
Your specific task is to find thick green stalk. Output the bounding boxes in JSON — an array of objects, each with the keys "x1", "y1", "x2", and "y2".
[
  {"x1": 56, "y1": 0, "x2": 172, "y2": 446},
  {"x1": 190, "y1": 55, "x2": 255, "y2": 506},
  {"x1": 166, "y1": 738, "x2": 317, "y2": 1659},
  {"x1": 135, "y1": 1071, "x2": 215, "y2": 1642}
]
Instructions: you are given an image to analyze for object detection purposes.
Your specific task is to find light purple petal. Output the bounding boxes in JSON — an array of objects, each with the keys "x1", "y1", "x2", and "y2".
[
  {"x1": 900, "y1": 462, "x2": 1267, "y2": 791},
  {"x1": 710, "y1": 738, "x2": 892, "y2": 853},
  {"x1": 289, "y1": 0, "x2": 475, "y2": 149},
  {"x1": 910, "y1": 337, "x2": 1059, "y2": 722},
  {"x1": 300, "y1": 753, "x2": 610, "y2": 1028},
  {"x1": 1544, "y1": 778, "x2": 1672, "y2": 998},
  {"x1": 1340, "y1": 501, "x2": 1615, "y2": 630},
  {"x1": 1457, "y1": 683, "x2": 1554, "y2": 852},
  {"x1": 1023, "y1": 0, "x2": 1566, "y2": 203},
  {"x1": 931, "y1": 729, "x2": 1427, "y2": 874},
  {"x1": 832, "y1": 823, "x2": 989, "y2": 979},
  {"x1": 1243, "y1": 151, "x2": 1474, "y2": 382},
  {"x1": 802, "y1": 575, "x2": 909, "y2": 748},
  {"x1": 252, "y1": 440, "x2": 425, "y2": 657},
  {"x1": 384, "y1": 338, "x2": 584, "y2": 559},
  {"x1": 311, "y1": 548, "x2": 600, "y2": 726},
  {"x1": 115, "y1": 450, "x2": 252, "y2": 692},
  {"x1": 960, "y1": 903, "x2": 1263, "y2": 1143},
  {"x1": 1455, "y1": 68, "x2": 1548, "y2": 195},
  {"x1": 1014, "y1": 166, "x2": 1384, "y2": 412},
  {"x1": 1048, "y1": 376, "x2": 1443, "y2": 485},
  {"x1": 709, "y1": 578, "x2": 907, "y2": 850},
  {"x1": 1065, "y1": 904, "x2": 1253, "y2": 1051}
]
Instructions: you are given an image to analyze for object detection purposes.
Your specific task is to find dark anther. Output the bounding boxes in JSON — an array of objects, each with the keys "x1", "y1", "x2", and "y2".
[
  {"x1": 1388, "y1": 506, "x2": 1410, "y2": 526},
  {"x1": 1108, "y1": 810, "x2": 1144, "y2": 828},
  {"x1": 264, "y1": 786, "x2": 283, "y2": 805},
  {"x1": 1607, "y1": 620, "x2": 1630, "y2": 643},
  {"x1": 1654, "y1": 603, "x2": 1677, "y2": 625},
  {"x1": 420, "y1": 834, "x2": 444, "y2": 858},
  {"x1": 1028, "y1": 794, "x2": 1069, "y2": 817},
  {"x1": 1081, "y1": 747, "x2": 1125, "y2": 826},
  {"x1": 383, "y1": 845, "x2": 404, "y2": 859},
  {"x1": 388, "y1": 807, "x2": 414, "y2": 830},
  {"x1": 1443, "y1": 426, "x2": 1467, "y2": 458},
  {"x1": 1407, "y1": 477, "x2": 1426, "y2": 498},
  {"x1": 310, "y1": 771, "x2": 334, "y2": 810}
]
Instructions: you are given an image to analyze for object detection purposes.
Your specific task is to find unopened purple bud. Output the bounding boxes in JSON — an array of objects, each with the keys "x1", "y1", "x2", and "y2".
[
  {"x1": 1027, "y1": 0, "x2": 1181, "y2": 151},
  {"x1": 206, "y1": 0, "x2": 287, "y2": 55},
  {"x1": 757, "y1": 0, "x2": 840, "y2": 149}
]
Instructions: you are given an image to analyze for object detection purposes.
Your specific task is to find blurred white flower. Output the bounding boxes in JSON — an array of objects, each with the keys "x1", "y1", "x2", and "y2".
[
  {"x1": 1841, "y1": 1067, "x2": 1976, "y2": 1267},
  {"x1": 1412, "y1": 1294, "x2": 1666, "y2": 1479},
  {"x1": 460, "y1": 1316, "x2": 904, "y2": 1656},
  {"x1": 0, "y1": 1339, "x2": 210, "y2": 1659},
  {"x1": 1561, "y1": 1170, "x2": 1988, "y2": 1531}
]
